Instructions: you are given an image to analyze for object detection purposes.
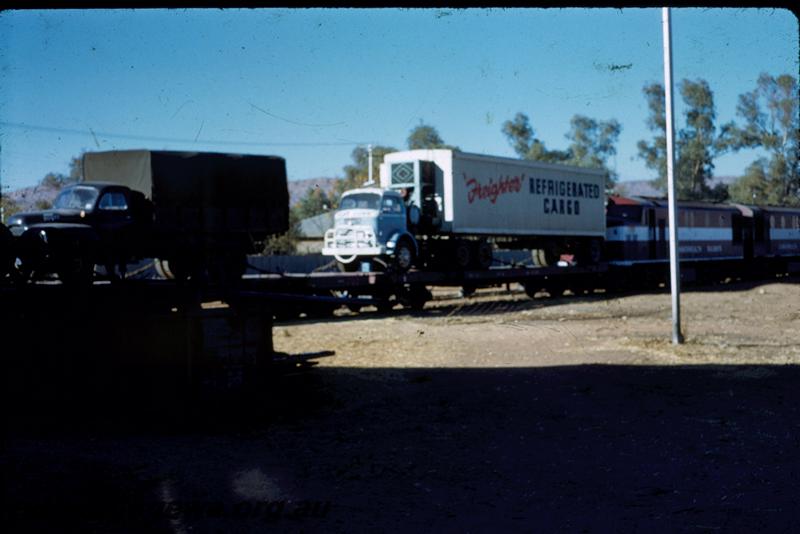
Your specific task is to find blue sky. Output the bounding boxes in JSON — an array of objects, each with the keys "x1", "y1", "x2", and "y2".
[{"x1": 1, "y1": 8, "x2": 797, "y2": 192}]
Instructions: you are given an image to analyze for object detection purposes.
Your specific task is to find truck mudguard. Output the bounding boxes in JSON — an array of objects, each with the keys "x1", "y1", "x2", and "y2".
[{"x1": 386, "y1": 230, "x2": 418, "y2": 255}]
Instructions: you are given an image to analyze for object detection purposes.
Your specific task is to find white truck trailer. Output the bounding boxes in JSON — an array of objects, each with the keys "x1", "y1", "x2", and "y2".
[{"x1": 322, "y1": 149, "x2": 607, "y2": 271}]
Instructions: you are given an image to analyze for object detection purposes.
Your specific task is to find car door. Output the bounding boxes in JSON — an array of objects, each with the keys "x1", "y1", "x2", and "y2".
[
  {"x1": 378, "y1": 195, "x2": 407, "y2": 240},
  {"x1": 95, "y1": 189, "x2": 134, "y2": 249}
]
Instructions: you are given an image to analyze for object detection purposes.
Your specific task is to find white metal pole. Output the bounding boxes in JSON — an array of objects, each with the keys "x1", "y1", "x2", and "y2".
[
  {"x1": 662, "y1": 7, "x2": 684, "y2": 344},
  {"x1": 366, "y1": 144, "x2": 374, "y2": 186}
]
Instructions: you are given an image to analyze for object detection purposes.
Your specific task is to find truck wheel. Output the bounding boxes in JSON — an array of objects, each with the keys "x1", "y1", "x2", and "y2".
[
  {"x1": 585, "y1": 239, "x2": 603, "y2": 265},
  {"x1": 475, "y1": 240, "x2": 493, "y2": 270},
  {"x1": 454, "y1": 241, "x2": 471, "y2": 270},
  {"x1": 394, "y1": 239, "x2": 415, "y2": 272}
]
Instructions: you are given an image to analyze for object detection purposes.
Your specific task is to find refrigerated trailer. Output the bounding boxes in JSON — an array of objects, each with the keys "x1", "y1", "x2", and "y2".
[{"x1": 323, "y1": 149, "x2": 607, "y2": 271}]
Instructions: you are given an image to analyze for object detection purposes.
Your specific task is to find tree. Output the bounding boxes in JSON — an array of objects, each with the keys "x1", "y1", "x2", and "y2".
[
  {"x1": 502, "y1": 112, "x2": 620, "y2": 188},
  {"x1": 39, "y1": 155, "x2": 82, "y2": 189},
  {"x1": 637, "y1": 83, "x2": 667, "y2": 185},
  {"x1": 40, "y1": 172, "x2": 67, "y2": 188},
  {"x1": 564, "y1": 115, "x2": 622, "y2": 189},
  {"x1": 406, "y1": 122, "x2": 458, "y2": 150},
  {"x1": 719, "y1": 73, "x2": 799, "y2": 206},
  {"x1": 502, "y1": 113, "x2": 535, "y2": 158},
  {"x1": 295, "y1": 186, "x2": 333, "y2": 220},
  {"x1": 1, "y1": 195, "x2": 21, "y2": 221},
  {"x1": 68, "y1": 154, "x2": 83, "y2": 182},
  {"x1": 502, "y1": 112, "x2": 568, "y2": 163},
  {"x1": 637, "y1": 79, "x2": 727, "y2": 201},
  {"x1": 262, "y1": 210, "x2": 301, "y2": 255},
  {"x1": 727, "y1": 159, "x2": 776, "y2": 205}
]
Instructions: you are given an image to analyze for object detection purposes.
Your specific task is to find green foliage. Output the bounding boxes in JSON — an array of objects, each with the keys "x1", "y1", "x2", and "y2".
[
  {"x1": 502, "y1": 113, "x2": 535, "y2": 158},
  {"x1": 265, "y1": 185, "x2": 335, "y2": 255},
  {"x1": 39, "y1": 156, "x2": 83, "y2": 189},
  {"x1": 1, "y1": 195, "x2": 21, "y2": 221},
  {"x1": 406, "y1": 123, "x2": 458, "y2": 151},
  {"x1": 295, "y1": 186, "x2": 333, "y2": 220},
  {"x1": 502, "y1": 112, "x2": 569, "y2": 162},
  {"x1": 719, "y1": 73, "x2": 799, "y2": 206},
  {"x1": 638, "y1": 79, "x2": 725, "y2": 201},
  {"x1": 262, "y1": 210, "x2": 301, "y2": 255},
  {"x1": 636, "y1": 83, "x2": 668, "y2": 184},
  {"x1": 729, "y1": 158, "x2": 799, "y2": 207},
  {"x1": 501, "y1": 113, "x2": 570, "y2": 163},
  {"x1": 564, "y1": 115, "x2": 622, "y2": 189},
  {"x1": 40, "y1": 173, "x2": 68, "y2": 188},
  {"x1": 68, "y1": 155, "x2": 83, "y2": 182},
  {"x1": 35, "y1": 199, "x2": 53, "y2": 210},
  {"x1": 502, "y1": 112, "x2": 619, "y2": 189}
]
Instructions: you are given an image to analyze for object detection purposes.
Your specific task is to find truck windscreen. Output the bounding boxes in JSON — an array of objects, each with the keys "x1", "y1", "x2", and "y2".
[
  {"x1": 54, "y1": 186, "x2": 99, "y2": 211},
  {"x1": 340, "y1": 193, "x2": 380, "y2": 211}
]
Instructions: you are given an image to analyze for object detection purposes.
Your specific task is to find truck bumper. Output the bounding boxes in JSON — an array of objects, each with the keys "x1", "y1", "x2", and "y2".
[
  {"x1": 322, "y1": 226, "x2": 386, "y2": 259},
  {"x1": 321, "y1": 246, "x2": 385, "y2": 257}
]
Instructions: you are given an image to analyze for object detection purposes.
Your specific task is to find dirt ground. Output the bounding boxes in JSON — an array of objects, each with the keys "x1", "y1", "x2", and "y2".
[{"x1": 4, "y1": 278, "x2": 800, "y2": 532}]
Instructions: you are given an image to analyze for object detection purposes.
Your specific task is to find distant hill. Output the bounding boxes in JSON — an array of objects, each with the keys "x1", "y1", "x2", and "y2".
[
  {"x1": 615, "y1": 175, "x2": 739, "y2": 198},
  {"x1": 4, "y1": 184, "x2": 62, "y2": 213},
  {"x1": 288, "y1": 177, "x2": 340, "y2": 206}
]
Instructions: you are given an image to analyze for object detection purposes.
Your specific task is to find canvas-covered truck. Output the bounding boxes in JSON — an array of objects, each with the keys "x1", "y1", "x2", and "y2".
[
  {"x1": 8, "y1": 150, "x2": 289, "y2": 284},
  {"x1": 322, "y1": 149, "x2": 607, "y2": 271},
  {"x1": 0, "y1": 223, "x2": 12, "y2": 279}
]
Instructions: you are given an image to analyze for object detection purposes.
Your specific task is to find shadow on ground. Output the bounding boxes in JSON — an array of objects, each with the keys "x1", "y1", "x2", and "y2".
[{"x1": 4, "y1": 363, "x2": 800, "y2": 533}]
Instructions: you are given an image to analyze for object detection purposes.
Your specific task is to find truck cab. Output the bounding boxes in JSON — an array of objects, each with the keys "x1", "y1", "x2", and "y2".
[
  {"x1": 322, "y1": 188, "x2": 417, "y2": 271},
  {"x1": 7, "y1": 182, "x2": 150, "y2": 282}
]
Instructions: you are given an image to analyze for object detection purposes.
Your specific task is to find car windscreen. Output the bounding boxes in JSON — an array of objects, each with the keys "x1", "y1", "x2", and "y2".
[
  {"x1": 340, "y1": 193, "x2": 380, "y2": 211},
  {"x1": 53, "y1": 186, "x2": 100, "y2": 211}
]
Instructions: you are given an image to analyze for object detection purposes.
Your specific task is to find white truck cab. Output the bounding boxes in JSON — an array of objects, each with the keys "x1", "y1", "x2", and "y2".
[{"x1": 322, "y1": 188, "x2": 418, "y2": 270}]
